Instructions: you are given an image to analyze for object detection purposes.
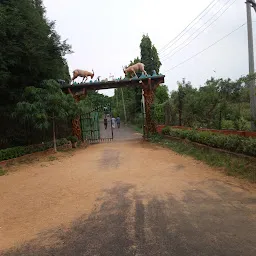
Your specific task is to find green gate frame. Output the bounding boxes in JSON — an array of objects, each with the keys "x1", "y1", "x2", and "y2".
[{"x1": 81, "y1": 104, "x2": 113, "y2": 143}]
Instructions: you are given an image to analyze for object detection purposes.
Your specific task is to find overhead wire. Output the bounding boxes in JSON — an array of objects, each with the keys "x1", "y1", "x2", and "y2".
[
  {"x1": 159, "y1": 0, "x2": 218, "y2": 54},
  {"x1": 161, "y1": 0, "x2": 237, "y2": 61},
  {"x1": 163, "y1": 23, "x2": 246, "y2": 73}
]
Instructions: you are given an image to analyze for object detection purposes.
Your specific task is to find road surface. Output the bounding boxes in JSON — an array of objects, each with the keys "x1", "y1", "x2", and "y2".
[
  {"x1": 0, "y1": 128, "x2": 255, "y2": 255},
  {"x1": 99, "y1": 119, "x2": 142, "y2": 141}
]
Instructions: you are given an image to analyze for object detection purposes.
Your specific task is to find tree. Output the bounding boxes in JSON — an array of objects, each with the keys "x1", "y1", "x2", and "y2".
[
  {"x1": 14, "y1": 80, "x2": 78, "y2": 152},
  {"x1": 140, "y1": 34, "x2": 162, "y2": 75},
  {"x1": 0, "y1": 0, "x2": 72, "y2": 101},
  {"x1": 152, "y1": 45, "x2": 161, "y2": 74},
  {"x1": 140, "y1": 35, "x2": 153, "y2": 74},
  {"x1": 0, "y1": 0, "x2": 73, "y2": 148},
  {"x1": 155, "y1": 85, "x2": 169, "y2": 104}
]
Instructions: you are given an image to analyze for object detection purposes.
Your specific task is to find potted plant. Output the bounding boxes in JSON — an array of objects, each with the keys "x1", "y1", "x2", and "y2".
[{"x1": 67, "y1": 135, "x2": 78, "y2": 148}]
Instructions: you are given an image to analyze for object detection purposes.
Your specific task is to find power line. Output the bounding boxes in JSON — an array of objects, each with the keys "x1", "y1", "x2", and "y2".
[
  {"x1": 159, "y1": 0, "x2": 218, "y2": 54},
  {"x1": 162, "y1": 0, "x2": 235, "y2": 60},
  {"x1": 163, "y1": 23, "x2": 246, "y2": 73},
  {"x1": 162, "y1": 0, "x2": 237, "y2": 61}
]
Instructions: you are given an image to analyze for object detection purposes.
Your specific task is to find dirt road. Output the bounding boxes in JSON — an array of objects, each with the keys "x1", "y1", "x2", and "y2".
[{"x1": 0, "y1": 131, "x2": 256, "y2": 255}]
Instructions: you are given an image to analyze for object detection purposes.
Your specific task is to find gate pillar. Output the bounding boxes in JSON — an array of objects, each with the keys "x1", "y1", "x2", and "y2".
[
  {"x1": 143, "y1": 87, "x2": 156, "y2": 137},
  {"x1": 68, "y1": 88, "x2": 87, "y2": 140},
  {"x1": 141, "y1": 78, "x2": 161, "y2": 138}
]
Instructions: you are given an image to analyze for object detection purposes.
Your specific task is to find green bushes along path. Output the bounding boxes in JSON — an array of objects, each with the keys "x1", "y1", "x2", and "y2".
[
  {"x1": 162, "y1": 127, "x2": 256, "y2": 157},
  {"x1": 0, "y1": 138, "x2": 68, "y2": 162}
]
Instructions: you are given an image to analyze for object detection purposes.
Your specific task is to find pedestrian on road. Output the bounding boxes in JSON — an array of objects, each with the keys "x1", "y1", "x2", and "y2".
[
  {"x1": 104, "y1": 117, "x2": 108, "y2": 130},
  {"x1": 116, "y1": 116, "x2": 120, "y2": 128},
  {"x1": 111, "y1": 117, "x2": 116, "y2": 129}
]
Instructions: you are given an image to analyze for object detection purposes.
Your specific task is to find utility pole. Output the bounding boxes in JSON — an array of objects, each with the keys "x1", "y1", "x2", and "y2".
[
  {"x1": 246, "y1": 0, "x2": 256, "y2": 130},
  {"x1": 121, "y1": 88, "x2": 127, "y2": 125},
  {"x1": 247, "y1": 0, "x2": 256, "y2": 13},
  {"x1": 141, "y1": 89, "x2": 146, "y2": 132}
]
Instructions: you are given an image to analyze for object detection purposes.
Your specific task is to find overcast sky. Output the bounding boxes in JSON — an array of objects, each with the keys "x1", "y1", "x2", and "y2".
[{"x1": 43, "y1": 0, "x2": 255, "y2": 96}]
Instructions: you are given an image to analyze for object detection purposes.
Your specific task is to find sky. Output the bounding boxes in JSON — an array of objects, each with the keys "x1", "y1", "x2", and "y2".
[{"x1": 43, "y1": 0, "x2": 256, "y2": 96}]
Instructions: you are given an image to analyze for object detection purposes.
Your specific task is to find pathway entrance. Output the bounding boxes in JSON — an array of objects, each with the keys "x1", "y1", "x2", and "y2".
[{"x1": 99, "y1": 119, "x2": 142, "y2": 141}]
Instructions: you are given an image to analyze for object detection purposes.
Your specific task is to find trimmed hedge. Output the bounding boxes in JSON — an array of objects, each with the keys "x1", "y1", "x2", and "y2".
[
  {"x1": 0, "y1": 138, "x2": 68, "y2": 161},
  {"x1": 162, "y1": 127, "x2": 256, "y2": 157}
]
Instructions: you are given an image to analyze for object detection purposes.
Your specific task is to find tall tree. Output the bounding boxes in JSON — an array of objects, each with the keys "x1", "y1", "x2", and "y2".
[
  {"x1": 0, "y1": 0, "x2": 72, "y2": 105},
  {"x1": 0, "y1": 0, "x2": 72, "y2": 148},
  {"x1": 140, "y1": 34, "x2": 162, "y2": 75},
  {"x1": 152, "y1": 45, "x2": 161, "y2": 74}
]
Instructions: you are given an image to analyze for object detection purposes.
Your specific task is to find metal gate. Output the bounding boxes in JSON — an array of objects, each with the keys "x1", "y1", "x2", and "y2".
[{"x1": 80, "y1": 105, "x2": 113, "y2": 144}]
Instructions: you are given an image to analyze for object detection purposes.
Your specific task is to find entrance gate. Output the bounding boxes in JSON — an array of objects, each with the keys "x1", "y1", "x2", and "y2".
[
  {"x1": 62, "y1": 75, "x2": 165, "y2": 139},
  {"x1": 80, "y1": 105, "x2": 113, "y2": 144}
]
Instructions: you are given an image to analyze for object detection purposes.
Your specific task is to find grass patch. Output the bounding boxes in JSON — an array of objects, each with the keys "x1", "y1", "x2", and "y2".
[
  {"x1": 48, "y1": 156, "x2": 58, "y2": 161},
  {"x1": 130, "y1": 124, "x2": 143, "y2": 134},
  {"x1": 0, "y1": 167, "x2": 8, "y2": 176},
  {"x1": 150, "y1": 135, "x2": 256, "y2": 183}
]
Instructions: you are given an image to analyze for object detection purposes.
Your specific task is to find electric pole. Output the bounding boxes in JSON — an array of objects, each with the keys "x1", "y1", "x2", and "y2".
[
  {"x1": 141, "y1": 89, "x2": 146, "y2": 132},
  {"x1": 121, "y1": 88, "x2": 127, "y2": 124},
  {"x1": 246, "y1": 0, "x2": 256, "y2": 130}
]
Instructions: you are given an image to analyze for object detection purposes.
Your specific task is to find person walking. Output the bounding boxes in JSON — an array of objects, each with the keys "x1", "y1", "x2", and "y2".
[
  {"x1": 104, "y1": 116, "x2": 108, "y2": 130},
  {"x1": 111, "y1": 116, "x2": 116, "y2": 129},
  {"x1": 116, "y1": 116, "x2": 120, "y2": 128}
]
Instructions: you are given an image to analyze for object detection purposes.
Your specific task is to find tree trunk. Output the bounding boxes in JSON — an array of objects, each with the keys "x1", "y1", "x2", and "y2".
[
  {"x1": 178, "y1": 109, "x2": 182, "y2": 126},
  {"x1": 52, "y1": 114, "x2": 57, "y2": 152}
]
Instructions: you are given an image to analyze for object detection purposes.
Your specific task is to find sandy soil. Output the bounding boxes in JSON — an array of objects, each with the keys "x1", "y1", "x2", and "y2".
[{"x1": 0, "y1": 133, "x2": 256, "y2": 255}]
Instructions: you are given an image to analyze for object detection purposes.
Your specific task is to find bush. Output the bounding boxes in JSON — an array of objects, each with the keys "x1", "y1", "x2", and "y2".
[
  {"x1": 67, "y1": 135, "x2": 78, "y2": 143},
  {"x1": 162, "y1": 127, "x2": 256, "y2": 157},
  {"x1": 0, "y1": 138, "x2": 68, "y2": 161},
  {"x1": 162, "y1": 126, "x2": 171, "y2": 135},
  {"x1": 221, "y1": 120, "x2": 234, "y2": 130}
]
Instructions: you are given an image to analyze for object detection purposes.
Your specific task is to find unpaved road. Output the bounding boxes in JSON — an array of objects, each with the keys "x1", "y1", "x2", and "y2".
[{"x1": 0, "y1": 130, "x2": 256, "y2": 255}]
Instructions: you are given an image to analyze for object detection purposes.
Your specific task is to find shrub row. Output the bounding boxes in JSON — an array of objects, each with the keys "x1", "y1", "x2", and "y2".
[
  {"x1": 0, "y1": 138, "x2": 68, "y2": 161},
  {"x1": 162, "y1": 127, "x2": 256, "y2": 157}
]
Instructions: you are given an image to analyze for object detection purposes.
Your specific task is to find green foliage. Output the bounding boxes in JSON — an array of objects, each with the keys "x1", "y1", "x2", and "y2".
[
  {"x1": 140, "y1": 34, "x2": 162, "y2": 75},
  {"x1": 165, "y1": 76, "x2": 252, "y2": 129},
  {"x1": 161, "y1": 126, "x2": 171, "y2": 135},
  {"x1": 153, "y1": 104, "x2": 165, "y2": 124},
  {"x1": 162, "y1": 128, "x2": 256, "y2": 157},
  {"x1": 14, "y1": 80, "x2": 78, "y2": 129},
  {"x1": 0, "y1": 0, "x2": 72, "y2": 148},
  {"x1": 221, "y1": 120, "x2": 234, "y2": 130},
  {"x1": 0, "y1": 138, "x2": 68, "y2": 161},
  {"x1": 67, "y1": 135, "x2": 78, "y2": 143},
  {"x1": 155, "y1": 85, "x2": 169, "y2": 104},
  {"x1": 83, "y1": 91, "x2": 111, "y2": 110},
  {"x1": 13, "y1": 79, "x2": 78, "y2": 150},
  {"x1": 152, "y1": 45, "x2": 161, "y2": 74},
  {"x1": 0, "y1": 0, "x2": 72, "y2": 103}
]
